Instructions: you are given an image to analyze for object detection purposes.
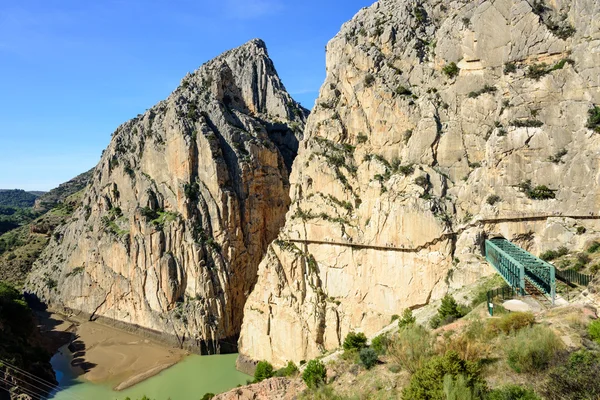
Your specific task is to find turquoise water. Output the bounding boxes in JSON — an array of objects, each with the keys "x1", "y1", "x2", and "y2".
[{"x1": 48, "y1": 346, "x2": 250, "y2": 400}]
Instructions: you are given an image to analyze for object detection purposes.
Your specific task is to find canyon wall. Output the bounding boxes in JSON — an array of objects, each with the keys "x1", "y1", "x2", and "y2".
[
  {"x1": 238, "y1": 0, "x2": 600, "y2": 367},
  {"x1": 26, "y1": 39, "x2": 307, "y2": 351}
]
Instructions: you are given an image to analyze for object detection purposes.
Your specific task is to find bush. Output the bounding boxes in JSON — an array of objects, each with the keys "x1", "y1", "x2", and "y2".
[
  {"x1": 488, "y1": 385, "x2": 540, "y2": 400},
  {"x1": 302, "y1": 359, "x2": 327, "y2": 389},
  {"x1": 511, "y1": 119, "x2": 544, "y2": 128},
  {"x1": 371, "y1": 334, "x2": 389, "y2": 355},
  {"x1": 505, "y1": 325, "x2": 562, "y2": 373},
  {"x1": 275, "y1": 361, "x2": 298, "y2": 377},
  {"x1": 388, "y1": 324, "x2": 434, "y2": 373},
  {"x1": 587, "y1": 241, "x2": 600, "y2": 254},
  {"x1": 587, "y1": 106, "x2": 600, "y2": 133},
  {"x1": 253, "y1": 360, "x2": 274, "y2": 382},
  {"x1": 503, "y1": 62, "x2": 517, "y2": 74},
  {"x1": 402, "y1": 351, "x2": 486, "y2": 400},
  {"x1": 442, "y1": 62, "x2": 460, "y2": 78},
  {"x1": 517, "y1": 180, "x2": 556, "y2": 200},
  {"x1": 589, "y1": 319, "x2": 600, "y2": 344},
  {"x1": 200, "y1": 394, "x2": 215, "y2": 400},
  {"x1": 526, "y1": 63, "x2": 549, "y2": 80},
  {"x1": 398, "y1": 308, "x2": 416, "y2": 329},
  {"x1": 438, "y1": 294, "x2": 463, "y2": 321},
  {"x1": 542, "y1": 350, "x2": 600, "y2": 400},
  {"x1": 343, "y1": 332, "x2": 367, "y2": 351},
  {"x1": 488, "y1": 312, "x2": 535, "y2": 335},
  {"x1": 364, "y1": 74, "x2": 375, "y2": 87},
  {"x1": 359, "y1": 347, "x2": 378, "y2": 369},
  {"x1": 486, "y1": 195, "x2": 501, "y2": 206},
  {"x1": 443, "y1": 374, "x2": 485, "y2": 400}
]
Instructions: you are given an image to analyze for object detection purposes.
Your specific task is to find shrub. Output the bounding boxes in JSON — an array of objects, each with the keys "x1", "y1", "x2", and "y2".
[
  {"x1": 517, "y1": 180, "x2": 556, "y2": 200},
  {"x1": 488, "y1": 312, "x2": 535, "y2": 335},
  {"x1": 488, "y1": 385, "x2": 540, "y2": 400},
  {"x1": 589, "y1": 319, "x2": 600, "y2": 344},
  {"x1": 364, "y1": 74, "x2": 375, "y2": 87},
  {"x1": 253, "y1": 360, "x2": 274, "y2": 382},
  {"x1": 443, "y1": 374, "x2": 485, "y2": 400},
  {"x1": 391, "y1": 314, "x2": 400, "y2": 322},
  {"x1": 438, "y1": 294, "x2": 463, "y2": 321},
  {"x1": 395, "y1": 85, "x2": 412, "y2": 96},
  {"x1": 510, "y1": 119, "x2": 543, "y2": 128},
  {"x1": 467, "y1": 85, "x2": 497, "y2": 98},
  {"x1": 388, "y1": 324, "x2": 434, "y2": 373},
  {"x1": 359, "y1": 347, "x2": 378, "y2": 369},
  {"x1": 503, "y1": 62, "x2": 517, "y2": 74},
  {"x1": 542, "y1": 350, "x2": 600, "y2": 400},
  {"x1": 398, "y1": 308, "x2": 416, "y2": 329},
  {"x1": 356, "y1": 133, "x2": 368, "y2": 144},
  {"x1": 200, "y1": 394, "x2": 215, "y2": 400},
  {"x1": 371, "y1": 334, "x2": 389, "y2": 355},
  {"x1": 486, "y1": 195, "x2": 501, "y2": 206},
  {"x1": 275, "y1": 361, "x2": 299, "y2": 377},
  {"x1": 526, "y1": 63, "x2": 549, "y2": 80},
  {"x1": 442, "y1": 62, "x2": 460, "y2": 78},
  {"x1": 402, "y1": 351, "x2": 486, "y2": 400},
  {"x1": 343, "y1": 332, "x2": 367, "y2": 351},
  {"x1": 587, "y1": 106, "x2": 600, "y2": 133},
  {"x1": 576, "y1": 226, "x2": 586, "y2": 235},
  {"x1": 302, "y1": 359, "x2": 327, "y2": 389},
  {"x1": 587, "y1": 241, "x2": 600, "y2": 253},
  {"x1": 505, "y1": 325, "x2": 562, "y2": 373},
  {"x1": 548, "y1": 148, "x2": 567, "y2": 164}
]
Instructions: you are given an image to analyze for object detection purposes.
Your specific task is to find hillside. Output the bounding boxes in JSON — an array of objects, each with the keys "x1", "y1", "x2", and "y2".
[{"x1": 0, "y1": 190, "x2": 39, "y2": 208}]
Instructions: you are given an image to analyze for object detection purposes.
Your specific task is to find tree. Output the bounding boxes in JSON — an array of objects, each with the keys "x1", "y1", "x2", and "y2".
[
  {"x1": 302, "y1": 359, "x2": 327, "y2": 388},
  {"x1": 253, "y1": 360, "x2": 274, "y2": 382},
  {"x1": 438, "y1": 294, "x2": 462, "y2": 320},
  {"x1": 398, "y1": 308, "x2": 416, "y2": 329},
  {"x1": 343, "y1": 332, "x2": 367, "y2": 351}
]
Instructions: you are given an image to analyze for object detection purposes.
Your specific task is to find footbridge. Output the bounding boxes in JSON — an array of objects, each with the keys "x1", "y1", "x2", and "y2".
[{"x1": 485, "y1": 238, "x2": 556, "y2": 304}]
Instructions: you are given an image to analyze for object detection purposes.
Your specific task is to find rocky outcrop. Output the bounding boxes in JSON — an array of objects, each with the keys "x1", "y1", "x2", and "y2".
[
  {"x1": 26, "y1": 39, "x2": 308, "y2": 351},
  {"x1": 238, "y1": 0, "x2": 600, "y2": 367},
  {"x1": 212, "y1": 377, "x2": 304, "y2": 400}
]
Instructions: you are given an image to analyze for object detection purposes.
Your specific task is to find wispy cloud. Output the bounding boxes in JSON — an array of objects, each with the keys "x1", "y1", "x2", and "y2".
[{"x1": 224, "y1": 0, "x2": 283, "y2": 19}]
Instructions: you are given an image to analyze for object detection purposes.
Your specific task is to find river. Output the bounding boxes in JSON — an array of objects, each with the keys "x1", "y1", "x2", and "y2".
[{"x1": 48, "y1": 345, "x2": 250, "y2": 400}]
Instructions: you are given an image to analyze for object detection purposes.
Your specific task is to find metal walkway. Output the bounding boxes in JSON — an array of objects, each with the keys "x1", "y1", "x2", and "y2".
[{"x1": 485, "y1": 238, "x2": 556, "y2": 304}]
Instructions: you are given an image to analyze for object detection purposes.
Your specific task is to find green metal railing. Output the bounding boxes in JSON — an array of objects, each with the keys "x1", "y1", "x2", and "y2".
[
  {"x1": 556, "y1": 269, "x2": 592, "y2": 287},
  {"x1": 485, "y1": 238, "x2": 556, "y2": 304},
  {"x1": 486, "y1": 285, "x2": 518, "y2": 316}
]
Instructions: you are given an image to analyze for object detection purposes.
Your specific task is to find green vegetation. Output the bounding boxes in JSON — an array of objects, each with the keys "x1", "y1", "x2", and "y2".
[
  {"x1": 371, "y1": 334, "x2": 390, "y2": 355},
  {"x1": 430, "y1": 294, "x2": 467, "y2": 328},
  {"x1": 506, "y1": 325, "x2": 563, "y2": 373},
  {"x1": 588, "y1": 319, "x2": 600, "y2": 344},
  {"x1": 0, "y1": 189, "x2": 39, "y2": 208},
  {"x1": 540, "y1": 246, "x2": 568, "y2": 261},
  {"x1": 402, "y1": 351, "x2": 486, "y2": 399},
  {"x1": 510, "y1": 119, "x2": 543, "y2": 128},
  {"x1": 359, "y1": 347, "x2": 378, "y2": 369},
  {"x1": 587, "y1": 106, "x2": 600, "y2": 133},
  {"x1": 413, "y1": 5, "x2": 427, "y2": 22},
  {"x1": 200, "y1": 394, "x2": 215, "y2": 400},
  {"x1": 254, "y1": 360, "x2": 274, "y2": 382},
  {"x1": 364, "y1": 74, "x2": 375, "y2": 87},
  {"x1": 488, "y1": 385, "x2": 540, "y2": 400},
  {"x1": 302, "y1": 359, "x2": 327, "y2": 388},
  {"x1": 548, "y1": 148, "x2": 567, "y2": 164},
  {"x1": 488, "y1": 312, "x2": 535, "y2": 335},
  {"x1": 275, "y1": 361, "x2": 299, "y2": 377},
  {"x1": 395, "y1": 85, "x2": 413, "y2": 96},
  {"x1": 526, "y1": 59, "x2": 574, "y2": 80},
  {"x1": 486, "y1": 195, "x2": 501, "y2": 206},
  {"x1": 468, "y1": 85, "x2": 497, "y2": 98},
  {"x1": 389, "y1": 324, "x2": 433, "y2": 373},
  {"x1": 503, "y1": 62, "x2": 517, "y2": 74},
  {"x1": 0, "y1": 281, "x2": 55, "y2": 397},
  {"x1": 398, "y1": 308, "x2": 416, "y2": 329},
  {"x1": 356, "y1": 133, "x2": 368, "y2": 144},
  {"x1": 343, "y1": 331, "x2": 367, "y2": 351},
  {"x1": 517, "y1": 180, "x2": 556, "y2": 200},
  {"x1": 442, "y1": 62, "x2": 460, "y2": 78},
  {"x1": 543, "y1": 350, "x2": 600, "y2": 399}
]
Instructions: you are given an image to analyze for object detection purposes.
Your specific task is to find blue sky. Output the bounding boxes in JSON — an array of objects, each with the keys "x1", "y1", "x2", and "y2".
[{"x1": 0, "y1": 0, "x2": 372, "y2": 191}]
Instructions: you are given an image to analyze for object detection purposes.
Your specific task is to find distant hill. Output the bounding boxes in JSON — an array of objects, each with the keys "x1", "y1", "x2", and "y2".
[
  {"x1": 33, "y1": 169, "x2": 93, "y2": 213},
  {"x1": 0, "y1": 190, "x2": 39, "y2": 208}
]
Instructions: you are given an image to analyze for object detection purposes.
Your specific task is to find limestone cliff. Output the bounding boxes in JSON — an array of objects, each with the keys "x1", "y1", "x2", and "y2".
[
  {"x1": 238, "y1": 0, "x2": 600, "y2": 367},
  {"x1": 26, "y1": 39, "x2": 308, "y2": 351}
]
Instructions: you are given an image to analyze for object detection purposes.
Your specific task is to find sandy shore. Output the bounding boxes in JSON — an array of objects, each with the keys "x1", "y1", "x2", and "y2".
[{"x1": 38, "y1": 311, "x2": 187, "y2": 390}]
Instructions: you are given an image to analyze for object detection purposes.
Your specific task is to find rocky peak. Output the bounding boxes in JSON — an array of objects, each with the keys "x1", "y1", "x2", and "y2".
[{"x1": 26, "y1": 39, "x2": 307, "y2": 352}]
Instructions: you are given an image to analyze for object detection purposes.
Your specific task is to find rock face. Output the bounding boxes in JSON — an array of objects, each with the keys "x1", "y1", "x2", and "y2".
[
  {"x1": 238, "y1": 0, "x2": 600, "y2": 367},
  {"x1": 26, "y1": 39, "x2": 308, "y2": 351},
  {"x1": 33, "y1": 170, "x2": 93, "y2": 213}
]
